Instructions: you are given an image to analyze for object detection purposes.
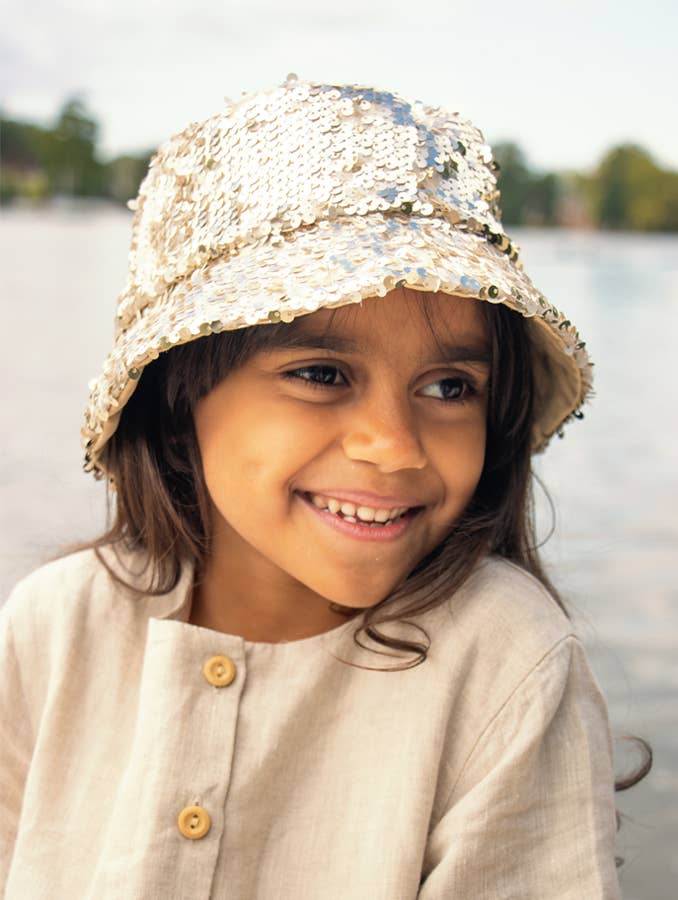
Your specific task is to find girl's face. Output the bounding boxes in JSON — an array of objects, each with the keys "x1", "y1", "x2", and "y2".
[{"x1": 194, "y1": 288, "x2": 490, "y2": 611}]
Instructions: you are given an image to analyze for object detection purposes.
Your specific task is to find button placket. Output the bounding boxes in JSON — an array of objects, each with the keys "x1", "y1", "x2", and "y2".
[
  {"x1": 86, "y1": 622, "x2": 246, "y2": 896},
  {"x1": 171, "y1": 652, "x2": 238, "y2": 843}
]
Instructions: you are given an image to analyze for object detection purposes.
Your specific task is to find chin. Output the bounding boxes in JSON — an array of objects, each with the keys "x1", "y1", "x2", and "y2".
[{"x1": 313, "y1": 577, "x2": 402, "y2": 611}]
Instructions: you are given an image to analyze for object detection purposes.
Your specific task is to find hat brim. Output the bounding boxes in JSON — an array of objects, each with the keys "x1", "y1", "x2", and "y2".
[{"x1": 83, "y1": 214, "x2": 591, "y2": 474}]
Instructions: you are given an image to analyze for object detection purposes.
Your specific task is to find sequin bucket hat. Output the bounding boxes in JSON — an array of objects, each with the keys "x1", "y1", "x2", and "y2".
[{"x1": 83, "y1": 74, "x2": 592, "y2": 478}]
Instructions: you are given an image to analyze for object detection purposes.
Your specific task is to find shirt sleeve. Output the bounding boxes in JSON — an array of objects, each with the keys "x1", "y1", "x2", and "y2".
[
  {"x1": 0, "y1": 587, "x2": 37, "y2": 892},
  {"x1": 418, "y1": 636, "x2": 621, "y2": 899}
]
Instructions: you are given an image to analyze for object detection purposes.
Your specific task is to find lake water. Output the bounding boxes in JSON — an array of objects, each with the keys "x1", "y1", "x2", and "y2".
[{"x1": 1, "y1": 207, "x2": 676, "y2": 898}]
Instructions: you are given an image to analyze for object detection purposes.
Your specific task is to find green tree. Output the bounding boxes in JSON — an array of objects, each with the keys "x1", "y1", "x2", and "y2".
[
  {"x1": 0, "y1": 116, "x2": 51, "y2": 202},
  {"x1": 662, "y1": 172, "x2": 678, "y2": 230},
  {"x1": 493, "y1": 143, "x2": 562, "y2": 226},
  {"x1": 45, "y1": 98, "x2": 106, "y2": 196},
  {"x1": 595, "y1": 145, "x2": 665, "y2": 230},
  {"x1": 525, "y1": 172, "x2": 559, "y2": 226},
  {"x1": 493, "y1": 142, "x2": 531, "y2": 225},
  {"x1": 105, "y1": 152, "x2": 154, "y2": 204}
]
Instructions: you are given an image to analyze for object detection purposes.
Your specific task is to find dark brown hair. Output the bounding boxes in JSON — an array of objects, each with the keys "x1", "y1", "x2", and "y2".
[
  {"x1": 75, "y1": 299, "x2": 650, "y2": 810},
  {"x1": 88, "y1": 301, "x2": 551, "y2": 639}
]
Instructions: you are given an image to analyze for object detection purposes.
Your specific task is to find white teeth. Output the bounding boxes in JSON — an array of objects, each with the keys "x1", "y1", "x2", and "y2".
[
  {"x1": 356, "y1": 506, "x2": 375, "y2": 522},
  {"x1": 307, "y1": 493, "x2": 412, "y2": 525}
]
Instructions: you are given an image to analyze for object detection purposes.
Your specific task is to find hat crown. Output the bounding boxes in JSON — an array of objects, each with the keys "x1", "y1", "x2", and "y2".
[
  {"x1": 82, "y1": 76, "x2": 592, "y2": 476},
  {"x1": 117, "y1": 78, "x2": 504, "y2": 335}
]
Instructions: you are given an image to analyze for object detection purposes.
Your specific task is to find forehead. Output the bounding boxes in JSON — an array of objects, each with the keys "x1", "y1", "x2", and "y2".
[{"x1": 283, "y1": 289, "x2": 490, "y2": 355}]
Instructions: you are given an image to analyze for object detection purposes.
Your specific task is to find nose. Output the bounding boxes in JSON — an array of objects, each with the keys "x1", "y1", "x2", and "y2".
[{"x1": 341, "y1": 384, "x2": 427, "y2": 473}]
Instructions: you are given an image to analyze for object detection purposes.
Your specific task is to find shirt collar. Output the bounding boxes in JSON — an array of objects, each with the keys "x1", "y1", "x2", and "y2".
[
  {"x1": 99, "y1": 542, "x2": 195, "y2": 622},
  {"x1": 148, "y1": 558, "x2": 195, "y2": 622}
]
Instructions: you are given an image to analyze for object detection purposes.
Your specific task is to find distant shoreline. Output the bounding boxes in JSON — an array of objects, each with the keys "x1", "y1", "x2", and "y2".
[
  {"x1": 3, "y1": 102, "x2": 678, "y2": 232},
  {"x1": 3, "y1": 198, "x2": 677, "y2": 236}
]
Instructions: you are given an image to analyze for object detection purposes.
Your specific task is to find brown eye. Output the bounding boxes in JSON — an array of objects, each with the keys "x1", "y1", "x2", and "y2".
[
  {"x1": 420, "y1": 377, "x2": 476, "y2": 402},
  {"x1": 284, "y1": 366, "x2": 348, "y2": 387}
]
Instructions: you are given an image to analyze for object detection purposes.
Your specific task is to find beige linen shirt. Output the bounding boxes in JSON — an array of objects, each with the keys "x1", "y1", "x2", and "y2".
[{"x1": 1, "y1": 547, "x2": 620, "y2": 899}]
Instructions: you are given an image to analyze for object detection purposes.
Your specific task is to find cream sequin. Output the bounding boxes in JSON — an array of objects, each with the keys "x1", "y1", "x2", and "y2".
[{"x1": 82, "y1": 74, "x2": 592, "y2": 477}]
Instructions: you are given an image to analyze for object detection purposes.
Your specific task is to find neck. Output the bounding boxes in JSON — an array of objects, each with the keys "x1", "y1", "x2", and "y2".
[{"x1": 188, "y1": 523, "x2": 358, "y2": 642}]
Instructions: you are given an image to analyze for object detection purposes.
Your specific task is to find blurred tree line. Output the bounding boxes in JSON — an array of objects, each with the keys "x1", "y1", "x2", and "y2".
[
  {"x1": 2, "y1": 98, "x2": 678, "y2": 231},
  {"x1": 493, "y1": 142, "x2": 678, "y2": 231},
  {"x1": 0, "y1": 98, "x2": 153, "y2": 207}
]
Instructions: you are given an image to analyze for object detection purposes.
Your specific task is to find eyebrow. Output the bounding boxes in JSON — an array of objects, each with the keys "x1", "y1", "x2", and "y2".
[{"x1": 262, "y1": 332, "x2": 492, "y2": 365}]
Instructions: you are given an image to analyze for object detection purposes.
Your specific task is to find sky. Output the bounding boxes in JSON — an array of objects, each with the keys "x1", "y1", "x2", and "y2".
[{"x1": 2, "y1": 0, "x2": 677, "y2": 173}]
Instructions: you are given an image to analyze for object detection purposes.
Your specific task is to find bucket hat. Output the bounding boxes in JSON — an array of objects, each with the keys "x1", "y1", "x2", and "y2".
[{"x1": 82, "y1": 74, "x2": 592, "y2": 478}]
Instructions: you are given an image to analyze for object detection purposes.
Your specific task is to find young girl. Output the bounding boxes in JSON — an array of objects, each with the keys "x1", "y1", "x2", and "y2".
[{"x1": 1, "y1": 75, "x2": 646, "y2": 898}]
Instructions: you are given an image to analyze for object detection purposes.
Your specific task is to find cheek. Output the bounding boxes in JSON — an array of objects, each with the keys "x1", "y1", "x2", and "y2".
[
  {"x1": 194, "y1": 391, "x2": 331, "y2": 502},
  {"x1": 469, "y1": 426, "x2": 488, "y2": 483},
  {"x1": 198, "y1": 424, "x2": 265, "y2": 496},
  {"x1": 433, "y1": 421, "x2": 487, "y2": 502}
]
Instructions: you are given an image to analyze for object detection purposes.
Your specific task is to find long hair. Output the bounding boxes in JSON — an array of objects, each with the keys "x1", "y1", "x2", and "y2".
[
  {"x1": 71, "y1": 301, "x2": 651, "y2": 807},
  {"x1": 84, "y1": 302, "x2": 550, "y2": 633}
]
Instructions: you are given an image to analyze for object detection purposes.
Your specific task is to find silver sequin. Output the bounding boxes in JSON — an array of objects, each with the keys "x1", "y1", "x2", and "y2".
[{"x1": 82, "y1": 77, "x2": 592, "y2": 478}]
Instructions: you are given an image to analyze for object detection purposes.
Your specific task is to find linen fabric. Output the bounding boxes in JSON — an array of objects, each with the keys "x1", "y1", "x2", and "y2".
[{"x1": 0, "y1": 547, "x2": 620, "y2": 899}]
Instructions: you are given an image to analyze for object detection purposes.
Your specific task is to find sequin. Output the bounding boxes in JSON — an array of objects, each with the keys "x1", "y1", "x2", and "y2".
[{"x1": 82, "y1": 76, "x2": 592, "y2": 479}]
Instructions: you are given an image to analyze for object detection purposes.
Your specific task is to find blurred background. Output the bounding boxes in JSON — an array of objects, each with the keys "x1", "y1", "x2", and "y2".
[{"x1": 1, "y1": 2, "x2": 677, "y2": 897}]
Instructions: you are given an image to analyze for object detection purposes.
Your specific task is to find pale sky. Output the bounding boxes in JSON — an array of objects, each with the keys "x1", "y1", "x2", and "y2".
[{"x1": 2, "y1": 0, "x2": 677, "y2": 173}]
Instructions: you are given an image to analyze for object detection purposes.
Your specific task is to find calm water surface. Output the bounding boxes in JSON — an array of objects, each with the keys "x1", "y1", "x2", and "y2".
[{"x1": 1, "y1": 207, "x2": 676, "y2": 898}]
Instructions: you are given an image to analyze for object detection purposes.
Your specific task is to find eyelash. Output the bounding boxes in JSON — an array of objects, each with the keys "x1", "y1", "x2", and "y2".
[{"x1": 281, "y1": 365, "x2": 479, "y2": 403}]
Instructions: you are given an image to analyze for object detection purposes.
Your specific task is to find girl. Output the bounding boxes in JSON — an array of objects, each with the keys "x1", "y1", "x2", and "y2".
[{"x1": 0, "y1": 76, "x2": 648, "y2": 898}]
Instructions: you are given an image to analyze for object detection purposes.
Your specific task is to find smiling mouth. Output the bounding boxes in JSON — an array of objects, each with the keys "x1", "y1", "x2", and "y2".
[{"x1": 299, "y1": 491, "x2": 423, "y2": 527}]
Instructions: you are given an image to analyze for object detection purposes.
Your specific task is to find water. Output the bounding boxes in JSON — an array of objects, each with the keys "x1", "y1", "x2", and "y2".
[{"x1": 1, "y1": 208, "x2": 676, "y2": 898}]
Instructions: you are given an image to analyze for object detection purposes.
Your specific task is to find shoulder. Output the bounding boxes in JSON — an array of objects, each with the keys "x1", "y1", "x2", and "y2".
[
  {"x1": 446, "y1": 555, "x2": 575, "y2": 656},
  {"x1": 4, "y1": 546, "x2": 104, "y2": 601},
  {"x1": 1, "y1": 549, "x2": 115, "y2": 651},
  {"x1": 0, "y1": 547, "x2": 166, "y2": 747},
  {"x1": 1, "y1": 544, "x2": 177, "y2": 653},
  {"x1": 3, "y1": 547, "x2": 103, "y2": 619},
  {"x1": 419, "y1": 556, "x2": 584, "y2": 718},
  {"x1": 446, "y1": 563, "x2": 613, "y2": 786},
  {"x1": 421, "y1": 558, "x2": 610, "y2": 780}
]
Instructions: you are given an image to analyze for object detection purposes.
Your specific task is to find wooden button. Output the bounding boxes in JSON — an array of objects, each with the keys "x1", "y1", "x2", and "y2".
[
  {"x1": 177, "y1": 805, "x2": 211, "y2": 840},
  {"x1": 202, "y1": 654, "x2": 236, "y2": 687}
]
